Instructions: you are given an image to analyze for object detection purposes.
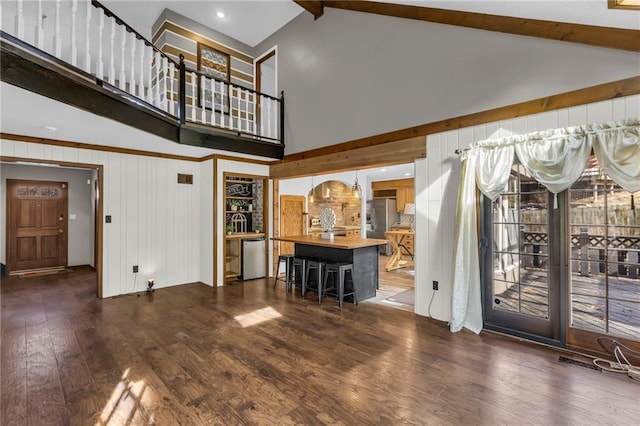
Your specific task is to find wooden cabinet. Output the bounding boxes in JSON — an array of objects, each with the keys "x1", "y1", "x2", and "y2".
[
  {"x1": 346, "y1": 229, "x2": 361, "y2": 237},
  {"x1": 372, "y1": 178, "x2": 414, "y2": 212},
  {"x1": 396, "y1": 187, "x2": 415, "y2": 213}
]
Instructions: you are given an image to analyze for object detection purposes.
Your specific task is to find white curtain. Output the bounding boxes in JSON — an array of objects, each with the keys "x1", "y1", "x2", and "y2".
[
  {"x1": 592, "y1": 119, "x2": 640, "y2": 192},
  {"x1": 451, "y1": 119, "x2": 640, "y2": 334}
]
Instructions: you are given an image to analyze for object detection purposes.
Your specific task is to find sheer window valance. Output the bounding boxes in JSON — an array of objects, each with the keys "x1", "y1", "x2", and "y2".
[{"x1": 451, "y1": 118, "x2": 640, "y2": 334}]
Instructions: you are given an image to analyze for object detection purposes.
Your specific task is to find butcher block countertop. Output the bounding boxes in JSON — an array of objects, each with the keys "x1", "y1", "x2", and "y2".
[{"x1": 272, "y1": 235, "x2": 387, "y2": 249}]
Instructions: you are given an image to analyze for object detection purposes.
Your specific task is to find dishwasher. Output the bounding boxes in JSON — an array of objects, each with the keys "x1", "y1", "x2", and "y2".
[{"x1": 242, "y1": 238, "x2": 266, "y2": 280}]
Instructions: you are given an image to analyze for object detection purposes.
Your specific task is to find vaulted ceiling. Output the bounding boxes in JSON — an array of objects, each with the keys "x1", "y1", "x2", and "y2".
[{"x1": 101, "y1": 0, "x2": 639, "y2": 48}]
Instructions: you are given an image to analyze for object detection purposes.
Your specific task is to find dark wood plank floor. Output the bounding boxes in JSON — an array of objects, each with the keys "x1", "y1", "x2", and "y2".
[{"x1": 2, "y1": 267, "x2": 638, "y2": 425}]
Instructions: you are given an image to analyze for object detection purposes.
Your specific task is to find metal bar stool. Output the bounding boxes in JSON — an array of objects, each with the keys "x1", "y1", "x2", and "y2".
[
  {"x1": 322, "y1": 263, "x2": 356, "y2": 311},
  {"x1": 291, "y1": 257, "x2": 307, "y2": 295},
  {"x1": 303, "y1": 259, "x2": 325, "y2": 304},
  {"x1": 274, "y1": 254, "x2": 295, "y2": 292}
]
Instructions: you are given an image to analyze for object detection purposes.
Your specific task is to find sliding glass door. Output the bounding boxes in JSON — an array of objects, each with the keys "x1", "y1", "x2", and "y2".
[
  {"x1": 567, "y1": 156, "x2": 640, "y2": 353},
  {"x1": 483, "y1": 157, "x2": 640, "y2": 353}
]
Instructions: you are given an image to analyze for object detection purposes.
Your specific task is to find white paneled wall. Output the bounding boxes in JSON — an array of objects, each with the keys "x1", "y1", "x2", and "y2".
[
  {"x1": 215, "y1": 159, "x2": 270, "y2": 286},
  {"x1": 415, "y1": 94, "x2": 640, "y2": 323},
  {"x1": 0, "y1": 138, "x2": 204, "y2": 297}
]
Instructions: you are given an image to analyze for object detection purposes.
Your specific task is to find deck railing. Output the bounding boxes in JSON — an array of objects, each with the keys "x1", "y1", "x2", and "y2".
[
  {"x1": 520, "y1": 230, "x2": 640, "y2": 278},
  {"x1": 1, "y1": 0, "x2": 283, "y2": 145}
]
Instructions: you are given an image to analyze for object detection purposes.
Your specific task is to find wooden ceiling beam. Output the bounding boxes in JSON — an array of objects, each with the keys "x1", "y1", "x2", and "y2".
[
  {"x1": 294, "y1": 1, "x2": 324, "y2": 20},
  {"x1": 325, "y1": 1, "x2": 640, "y2": 52}
]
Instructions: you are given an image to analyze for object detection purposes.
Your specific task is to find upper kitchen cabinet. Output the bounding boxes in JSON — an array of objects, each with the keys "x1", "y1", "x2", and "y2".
[{"x1": 371, "y1": 178, "x2": 415, "y2": 212}]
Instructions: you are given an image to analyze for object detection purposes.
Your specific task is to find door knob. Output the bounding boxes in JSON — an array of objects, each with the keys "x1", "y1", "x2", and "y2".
[{"x1": 59, "y1": 229, "x2": 64, "y2": 234}]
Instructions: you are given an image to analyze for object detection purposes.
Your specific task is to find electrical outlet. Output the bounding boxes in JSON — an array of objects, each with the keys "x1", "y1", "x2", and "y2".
[
  {"x1": 433, "y1": 280, "x2": 439, "y2": 291},
  {"x1": 133, "y1": 265, "x2": 139, "y2": 273}
]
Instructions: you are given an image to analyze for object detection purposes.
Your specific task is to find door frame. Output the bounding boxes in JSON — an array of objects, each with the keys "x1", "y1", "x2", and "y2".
[
  {"x1": 254, "y1": 46, "x2": 277, "y2": 134},
  {"x1": 481, "y1": 190, "x2": 565, "y2": 347},
  {"x1": 1, "y1": 156, "x2": 104, "y2": 298},
  {"x1": 220, "y1": 171, "x2": 269, "y2": 284}
]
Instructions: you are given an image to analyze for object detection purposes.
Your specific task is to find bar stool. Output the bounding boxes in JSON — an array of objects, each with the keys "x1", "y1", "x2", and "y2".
[
  {"x1": 303, "y1": 259, "x2": 325, "y2": 304},
  {"x1": 291, "y1": 257, "x2": 307, "y2": 295},
  {"x1": 322, "y1": 263, "x2": 356, "y2": 311},
  {"x1": 273, "y1": 254, "x2": 295, "y2": 292}
]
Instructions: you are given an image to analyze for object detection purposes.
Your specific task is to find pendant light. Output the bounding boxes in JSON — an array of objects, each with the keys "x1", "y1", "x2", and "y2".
[
  {"x1": 308, "y1": 176, "x2": 315, "y2": 203},
  {"x1": 352, "y1": 170, "x2": 362, "y2": 199}
]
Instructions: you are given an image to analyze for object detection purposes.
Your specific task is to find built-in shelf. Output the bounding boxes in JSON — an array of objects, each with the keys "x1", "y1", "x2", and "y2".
[{"x1": 226, "y1": 210, "x2": 253, "y2": 214}]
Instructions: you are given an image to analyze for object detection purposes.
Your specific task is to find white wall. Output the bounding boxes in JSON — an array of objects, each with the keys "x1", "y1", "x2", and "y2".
[
  {"x1": 256, "y1": 8, "x2": 639, "y2": 155},
  {"x1": 0, "y1": 138, "x2": 205, "y2": 297},
  {"x1": 415, "y1": 94, "x2": 640, "y2": 323},
  {"x1": 0, "y1": 163, "x2": 93, "y2": 267},
  {"x1": 215, "y1": 159, "x2": 270, "y2": 286}
]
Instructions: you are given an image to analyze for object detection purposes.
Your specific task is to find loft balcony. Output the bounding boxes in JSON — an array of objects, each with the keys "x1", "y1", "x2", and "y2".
[{"x1": 0, "y1": 0, "x2": 284, "y2": 159}]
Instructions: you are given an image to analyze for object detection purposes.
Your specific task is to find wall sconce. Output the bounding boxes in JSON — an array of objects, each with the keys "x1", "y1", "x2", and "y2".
[
  {"x1": 147, "y1": 278, "x2": 155, "y2": 292},
  {"x1": 308, "y1": 176, "x2": 315, "y2": 203},
  {"x1": 352, "y1": 171, "x2": 362, "y2": 199}
]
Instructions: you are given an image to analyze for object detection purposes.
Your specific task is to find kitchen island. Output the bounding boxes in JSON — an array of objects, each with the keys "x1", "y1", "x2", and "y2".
[{"x1": 272, "y1": 235, "x2": 388, "y2": 300}]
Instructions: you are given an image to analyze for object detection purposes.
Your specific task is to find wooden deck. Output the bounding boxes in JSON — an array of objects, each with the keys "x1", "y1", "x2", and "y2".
[
  {"x1": 494, "y1": 268, "x2": 640, "y2": 340},
  {"x1": 2, "y1": 267, "x2": 639, "y2": 424}
]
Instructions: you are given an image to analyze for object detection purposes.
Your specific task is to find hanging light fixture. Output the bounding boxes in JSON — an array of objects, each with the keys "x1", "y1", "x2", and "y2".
[
  {"x1": 352, "y1": 170, "x2": 362, "y2": 199},
  {"x1": 308, "y1": 176, "x2": 315, "y2": 203}
]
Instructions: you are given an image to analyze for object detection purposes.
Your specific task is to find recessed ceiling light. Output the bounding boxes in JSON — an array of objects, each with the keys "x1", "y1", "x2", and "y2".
[
  {"x1": 43, "y1": 126, "x2": 57, "y2": 131},
  {"x1": 404, "y1": 172, "x2": 411, "y2": 176},
  {"x1": 380, "y1": 168, "x2": 387, "y2": 172},
  {"x1": 217, "y1": 11, "x2": 225, "y2": 18}
]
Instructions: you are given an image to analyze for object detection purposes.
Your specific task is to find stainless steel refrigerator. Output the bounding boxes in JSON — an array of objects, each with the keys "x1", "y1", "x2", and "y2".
[{"x1": 368, "y1": 198, "x2": 399, "y2": 255}]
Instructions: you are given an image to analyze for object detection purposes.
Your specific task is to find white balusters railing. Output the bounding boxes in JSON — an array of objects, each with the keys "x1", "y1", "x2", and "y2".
[
  {"x1": 54, "y1": 0, "x2": 61, "y2": 57},
  {"x1": 108, "y1": 16, "x2": 115, "y2": 83},
  {"x1": 84, "y1": 0, "x2": 91, "y2": 73},
  {"x1": 15, "y1": 0, "x2": 25, "y2": 40},
  {"x1": 70, "y1": 0, "x2": 77, "y2": 66},
  {"x1": 34, "y1": 0, "x2": 43, "y2": 49},
  {"x1": 118, "y1": 25, "x2": 126, "y2": 90},
  {"x1": 3, "y1": 0, "x2": 282, "y2": 144},
  {"x1": 129, "y1": 31, "x2": 135, "y2": 95},
  {"x1": 96, "y1": 7, "x2": 104, "y2": 80},
  {"x1": 138, "y1": 38, "x2": 145, "y2": 99}
]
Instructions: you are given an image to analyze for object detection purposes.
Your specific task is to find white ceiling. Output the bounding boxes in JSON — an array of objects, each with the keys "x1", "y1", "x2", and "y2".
[
  {"x1": 371, "y1": 1, "x2": 639, "y2": 30},
  {"x1": 99, "y1": 0, "x2": 639, "y2": 51},
  {"x1": 101, "y1": 0, "x2": 306, "y2": 47}
]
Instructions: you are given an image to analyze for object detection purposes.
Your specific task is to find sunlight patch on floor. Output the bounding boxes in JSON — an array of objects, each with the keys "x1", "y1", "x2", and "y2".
[
  {"x1": 234, "y1": 306, "x2": 282, "y2": 328},
  {"x1": 97, "y1": 368, "x2": 154, "y2": 425}
]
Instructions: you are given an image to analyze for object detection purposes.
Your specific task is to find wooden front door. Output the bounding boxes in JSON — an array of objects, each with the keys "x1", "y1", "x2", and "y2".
[
  {"x1": 280, "y1": 195, "x2": 305, "y2": 255},
  {"x1": 6, "y1": 179, "x2": 68, "y2": 273}
]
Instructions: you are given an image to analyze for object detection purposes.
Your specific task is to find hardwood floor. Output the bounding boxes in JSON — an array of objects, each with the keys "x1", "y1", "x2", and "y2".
[
  {"x1": 2, "y1": 267, "x2": 638, "y2": 425},
  {"x1": 370, "y1": 254, "x2": 414, "y2": 311}
]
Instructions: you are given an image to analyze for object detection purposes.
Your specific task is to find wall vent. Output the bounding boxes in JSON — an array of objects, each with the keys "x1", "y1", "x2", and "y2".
[{"x1": 177, "y1": 174, "x2": 193, "y2": 184}]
